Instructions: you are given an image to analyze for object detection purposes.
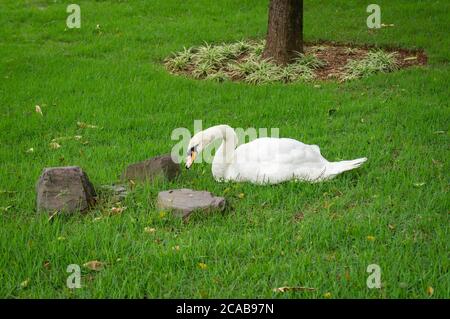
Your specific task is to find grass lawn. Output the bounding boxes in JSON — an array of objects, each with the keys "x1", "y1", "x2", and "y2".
[{"x1": 0, "y1": 0, "x2": 448, "y2": 298}]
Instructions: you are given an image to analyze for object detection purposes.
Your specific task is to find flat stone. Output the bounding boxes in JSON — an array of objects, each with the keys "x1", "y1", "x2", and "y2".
[
  {"x1": 157, "y1": 188, "x2": 226, "y2": 218},
  {"x1": 121, "y1": 154, "x2": 180, "y2": 183},
  {"x1": 100, "y1": 184, "x2": 128, "y2": 202},
  {"x1": 36, "y1": 166, "x2": 96, "y2": 214}
]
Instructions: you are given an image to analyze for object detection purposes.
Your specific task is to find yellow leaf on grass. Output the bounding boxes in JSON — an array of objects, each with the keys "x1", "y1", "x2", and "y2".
[
  {"x1": 427, "y1": 286, "x2": 434, "y2": 296},
  {"x1": 238, "y1": 193, "x2": 245, "y2": 199},
  {"x1": 159, "y1": 211, "x2": 166, "y2": 219},
  {"x1": 273, "y1": 286, "x2": 316, "y2": 293},
  {"x1": 324, "y1": 292, "x2": 332, "y2": 298},
  {"x1": 110, "y1": 206, "x2": 126, "y2": 215},
  {"x1": 83, "y1": 260, "x2": 105, "y2": 271},
  {"x1": 198, "y1": 262, "x2": 207, "y2": 270},
  {"x1": 49, "y1": 142, "x2": 61, "y2": 149},
  {"x1": 367, "y1": 235, "x2": 376, "y2": 241},
  {"x1": 77, "y1": 121, "x2": 98, "y2": 129},
  {"x1": 35, "y1": 105, "x2": 43, "y2": 116},
  {"x1": 144, "y1": 227, "x2": 156, "y2": 234},
  {"x1": 20, "y1": 278, "x2": 30, "y2": 288}
]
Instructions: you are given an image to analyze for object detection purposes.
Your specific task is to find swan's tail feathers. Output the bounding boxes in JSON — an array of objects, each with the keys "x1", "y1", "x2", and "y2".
[{"x1": 326, "y1": 157, "x2": 367, "y2": 177}]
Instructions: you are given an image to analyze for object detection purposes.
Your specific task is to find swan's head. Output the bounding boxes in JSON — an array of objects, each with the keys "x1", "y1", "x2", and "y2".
[{"x1": 185, "y1": 127, "x2": 220, "y2": 169}]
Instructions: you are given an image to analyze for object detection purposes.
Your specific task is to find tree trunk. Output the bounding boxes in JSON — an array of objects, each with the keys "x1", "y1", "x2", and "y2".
[{"x1": 262, "y1": 0, "x2": 303, "y2": 65}]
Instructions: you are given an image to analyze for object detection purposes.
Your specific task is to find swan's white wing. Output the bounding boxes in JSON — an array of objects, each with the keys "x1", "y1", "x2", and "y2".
[{"x1": 228, "y1": 137, "x2": 329, "y2": 184}]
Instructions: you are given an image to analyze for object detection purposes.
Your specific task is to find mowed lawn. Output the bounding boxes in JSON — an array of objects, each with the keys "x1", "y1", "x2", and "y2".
[{"x1": 0, "y1": 0, "x2": 448, "y2": 298}]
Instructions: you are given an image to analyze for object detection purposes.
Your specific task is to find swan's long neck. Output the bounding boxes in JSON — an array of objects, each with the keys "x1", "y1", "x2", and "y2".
[{"x1": 209, "y1": 125, "x2": 238, "y2": 179}]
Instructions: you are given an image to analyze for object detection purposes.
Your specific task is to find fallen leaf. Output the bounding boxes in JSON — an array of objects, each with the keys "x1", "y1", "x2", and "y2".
[
  {"x1": 294, "y1": 212, "x2": 304, "y2": 222},
  {"x1": 198, "y1": 262, "x2": 207, "y2": 270},
  {"x1": 57, "y1": 236, "x2": 66, "y2": 241},
  {"x1": 49, "y1": 142, "x2": 61, "y2": 149},
  {"x1": 26, "y1": 148, "x2": 34, "y2": 153},
  {"x1": 110, "y1": 206, "x2": 126, "y2": 215},
  {"x1": 144, "y1": 227, "x2": 156, "y2": 234},
  {"x1": 367, "y1": 235, "x2": 376, "y2": 241},
  {"x1": 159, "y1": 211, "x2": 166, "y2": 219},
  {"x1": 43, "y1": 260, "x2": 51, "y2": 270},
  {"x1": 93, "y1": 216, "x2": 103, "y2": 222},
  {"x1": 388, "y1": 224, "x2": 396, "y2": 230},
  {"x1": 83, "y1": 260, "x2": 105, "y2": 271},
  {"x1": 323, "y1": 292, "x2": 332, "y2": 298},
  {"x1": 0, "y1": 206, "x2": 12, "y2": 212},
  {"x1": 238, "y1": 193, "x2": 245, "y2": 199},
  {"x1": 77, "y1": 121, "x2": 98, "y2": 129},
  {"x1": 35, "y1": 105, "x2": 43, "y2": 116},
  {"x1": 403, "y1": 56, "x2": 417, "y2": 61},
  {"x1": 172, "y1": 245, "x2": 180, "y2": 251},
  {"x1": 426, "y1": 286, "x2": 434, "y2": 296},
  {"x1": 20, "y1": 278, "x2": 30, "y2": 288},
  {"x1": 273, "y1": 286, "x2": 317, "y2": 293},
  {"x1": 413, "y1": 182, "x2": 426, "y2": 187}
]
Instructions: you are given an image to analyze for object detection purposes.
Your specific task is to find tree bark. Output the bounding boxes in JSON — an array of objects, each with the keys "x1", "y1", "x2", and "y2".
[{"x1": 262, "y1": 0, "x2": 303, "y2": 65}]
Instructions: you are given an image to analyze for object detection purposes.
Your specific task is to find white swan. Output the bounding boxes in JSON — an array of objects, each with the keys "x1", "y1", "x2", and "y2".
[{"x1": 185, "y1": 125, "x2": 367, "y2": 184}]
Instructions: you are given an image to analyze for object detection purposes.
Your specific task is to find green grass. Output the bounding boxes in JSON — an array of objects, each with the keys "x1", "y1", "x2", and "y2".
[{"x1": 0, "y1": 0, "x2": 449, "y2": 298}]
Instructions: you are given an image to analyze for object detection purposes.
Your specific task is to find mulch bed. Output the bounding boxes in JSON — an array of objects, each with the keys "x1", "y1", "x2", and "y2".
[{"x1": 305, "y1": 41, "x2": 427, "y2": 81}]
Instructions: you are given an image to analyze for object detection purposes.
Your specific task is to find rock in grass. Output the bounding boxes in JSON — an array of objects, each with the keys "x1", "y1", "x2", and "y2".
[
  {"x1": 36, "y1": 166, "x2": 96, "y2": 214},
  {"x1": 121, "y1": 154, "x2": 180, "y2": 183},
  {"x1": 157, "y1": 188, "x2": 226, "y2": 218},
  {"x1": 100, "y1": 184, "x2": 128, "y2": 202}
]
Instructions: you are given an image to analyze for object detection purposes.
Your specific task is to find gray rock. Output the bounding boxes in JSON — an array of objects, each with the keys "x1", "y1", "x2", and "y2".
[
  {"x1": 121, "y1": 154, "x2": 180, "y2": 183},
  {"x1": 157, "y1": 188, "x2": 226, "y2": 218},
  {"x1": 100, "y1": 184, "x2": 128, "y2": 202},
  {"x1": 36, "y1": 166, "x2": 96, "y2": 214}
]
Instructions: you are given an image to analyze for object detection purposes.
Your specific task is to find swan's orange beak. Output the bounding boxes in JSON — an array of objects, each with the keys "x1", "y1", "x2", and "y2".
[{"x1": 185, "y1": 151, "x2": 196, "y2": 169}]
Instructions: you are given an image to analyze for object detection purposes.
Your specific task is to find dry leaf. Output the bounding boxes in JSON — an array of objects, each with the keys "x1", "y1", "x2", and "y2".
[
  {"x1": 77, "y1": 121, "x2": 98, "y2": 129},
  {"x1": 35, "y1": 105, "x2": 43, "y2": 116},
  {"x1": 273, "y1": 286, "x2": 316, "y2": 293},
  {"x1": 159, "y1": 211, "x2": 166, "y2": 219},
  {"x1": 49, "y1": 142, "x2": 61, "y2": 149},
  {"x1": 83, "y1": 260, "x2": 105, "y2": 271},
  {"x1": 110, "y1": 206, "x2": 126, "y2": 215},
  {"x1": 323, "y1": 292, "x2": 332, "y2": 298},
  {"x1": 403, "y1": 56, "x2": 418, "y2": 61},
  {"x1": 43, "y1": 260, "x2": 51, "y2": 270},
  {"x1": 426, "y1": 286, "x2": 434, "y2": 296},
  {"x1": 20, "y1": 278, "x2": 30, "y2": 288},
  {"x1": 198, "y1": 262, "x2": 207, "y2": 270},
  {"x1": 367, "y1": 235, "x2": 376, "y2": 241},
  {"x1": 238, "y1": 193, "x2": 245, "y2": 199},
  {"x1": 413, "y1": 182, "x2": 426, "y2": 187},
  {"x1": 144, "y1": 227, "x2": 156, "y2": 234},
  {"x1": 388, "y1": 224, "x2": 396, "y2": 230},
  {"x1": 172, "y1": 245, "x2": 180, "y2": 251}
]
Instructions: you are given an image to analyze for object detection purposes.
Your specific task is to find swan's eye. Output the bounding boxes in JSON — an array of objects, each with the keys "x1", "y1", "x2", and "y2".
[{"x1": 187, "y1": 146, "x2": 196, "y2": 156}]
